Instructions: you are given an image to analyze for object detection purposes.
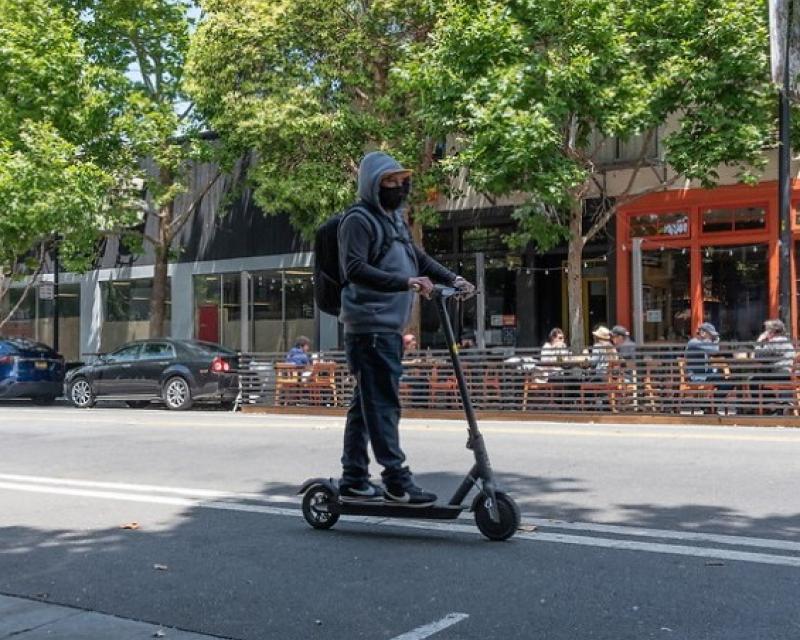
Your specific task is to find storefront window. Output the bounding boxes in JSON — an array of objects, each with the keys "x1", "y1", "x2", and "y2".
[
  {"x1": 250, "y1": 271, "x2": 283, "y2": 352},
  {"x1": 283, "y1": 271, "x2": 314, "y2": 351},
  {"x1": 423, "y1": 228, "x2": 455, "y2": 255},
  {"x1": 193, "y1": 274, "x2": 240, "y2": 350},
  {"x1": 0, "y1": 284, "x2": 82, "y2": 361},
  {"x1": 483, "y1": 257, "x2": 518, "y2": 346},
  {"x1": 702, "y1": 207, "x2": 765, "y2": 233},
  {"x1": 641, "y1": 248, "x2": 691, "y2": 342},
  {"x1": 102, "y1": 279, "x2": 170, "y2": 352},
  {"x1": 630, "y1": 213, "x2": 689, "y2": 238},
  {"x1": 702, "y1": 244, "x2": 767, "y2": 341},
  {"x1": 196, "y1": 269, "x2": 315, "y2": 353}
]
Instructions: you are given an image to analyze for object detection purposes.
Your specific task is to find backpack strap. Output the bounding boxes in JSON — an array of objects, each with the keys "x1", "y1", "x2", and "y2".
[{"x1": 344, "y1": 202, "x2": 396, "y2": 267}]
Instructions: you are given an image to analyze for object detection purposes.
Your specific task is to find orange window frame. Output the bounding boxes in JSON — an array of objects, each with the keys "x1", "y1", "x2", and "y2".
[{"x1": 616, "y1": 181, "x2": 790, "y2": 337}]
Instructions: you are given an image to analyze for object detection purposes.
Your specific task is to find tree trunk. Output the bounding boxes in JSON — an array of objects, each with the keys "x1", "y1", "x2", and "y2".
[
  {"x1": 567, "y1": 198, "x2": 585, "y2": 352},
  {"x1": 149, "y1": 211, "x2": 170, "y2": 338}
]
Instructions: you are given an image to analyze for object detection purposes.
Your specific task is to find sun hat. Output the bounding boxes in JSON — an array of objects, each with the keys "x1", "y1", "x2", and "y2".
[{"x1": 592, "y1": 326, "x2": 612, "y2": 341}]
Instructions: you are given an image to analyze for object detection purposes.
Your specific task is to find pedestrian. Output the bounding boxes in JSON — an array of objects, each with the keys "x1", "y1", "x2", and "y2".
[
  {"x1": 337, "y1": 151, "x2": 475, "y2": 505},
  {"x1": 285, "y1": 336, "x2": 312, "y2": 366}
]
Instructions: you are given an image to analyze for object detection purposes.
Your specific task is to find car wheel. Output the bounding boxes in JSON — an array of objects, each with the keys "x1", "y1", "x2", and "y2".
[
  {"x1": 31, "y1": 395, "x2": 57, "y2": 406},
  {"x1": 163, "y1": 376, "x2": 193, "y2": 411},
  {"x1": 69, "y1": 378, "x2": 95, "y2": 408}
]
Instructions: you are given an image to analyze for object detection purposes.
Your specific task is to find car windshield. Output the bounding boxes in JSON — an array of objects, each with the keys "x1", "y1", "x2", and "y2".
[{"x1": 183, "y1": 341, "x2": 236, "y2": 357}]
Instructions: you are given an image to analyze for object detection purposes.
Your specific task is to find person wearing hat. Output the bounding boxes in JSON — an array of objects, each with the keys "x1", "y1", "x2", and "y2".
[
  {"x1": 685, "y1": 322, "x2": 720, "y2": 382},
  {"x1": 587, "y1": 325, "x2": 617, "y2": 379},
  {"x1": 611, "y1": 325, "x2": 636, "y2": 360},
  {"x1": 751, "y1": 319, "x2": 796, "y2": 412},
  {"x1": 337, "y1": 151, "x2": 475, "y2": 506}
]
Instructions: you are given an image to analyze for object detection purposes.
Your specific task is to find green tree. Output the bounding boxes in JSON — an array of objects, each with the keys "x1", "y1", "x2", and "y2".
[
  {"x1": 406, "y1": 0, "x2": 778, "y2": 348},
  {"x1": 62, "y1": 0, "x2": 223, "y2": 337},
  {"x1": 0, "y1": 0, "x2": 137, "y2": 331},
  {"x1": 186, "y1": 0, "x2": 448, "y2": 238}
]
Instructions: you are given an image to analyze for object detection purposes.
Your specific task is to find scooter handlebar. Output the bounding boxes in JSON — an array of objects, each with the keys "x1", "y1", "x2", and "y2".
[{"x1": 432, "y1": 283, "x2": 475, "y2": 301}]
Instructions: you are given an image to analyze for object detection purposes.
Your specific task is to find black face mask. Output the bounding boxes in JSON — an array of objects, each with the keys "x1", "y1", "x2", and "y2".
[{"x1": 378, "y1": 180, "x2": 410, "y2": 211}]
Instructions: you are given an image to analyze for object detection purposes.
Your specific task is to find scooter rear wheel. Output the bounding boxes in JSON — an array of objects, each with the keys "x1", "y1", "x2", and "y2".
[
  {"x1": 474, "y1": 491, "x2": 520, "y2": 541},
  {"x1": 302, "y1": 484, "x2": 340, "y2": 530}
]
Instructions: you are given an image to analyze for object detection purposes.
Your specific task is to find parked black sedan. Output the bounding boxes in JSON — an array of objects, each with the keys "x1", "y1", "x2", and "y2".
[{"x1": 65, "y1": 339, "x2": 239, "y2": 410}]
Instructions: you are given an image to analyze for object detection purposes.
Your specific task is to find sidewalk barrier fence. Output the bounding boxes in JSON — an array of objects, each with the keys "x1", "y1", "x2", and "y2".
[{"x1": 235, "y1": 343, "x2": 800, "y2": 417}]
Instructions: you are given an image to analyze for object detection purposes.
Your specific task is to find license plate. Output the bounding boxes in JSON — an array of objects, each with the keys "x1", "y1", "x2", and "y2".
[{"x1": 35, "y1": 361, "x2": 47, "y2": 370}]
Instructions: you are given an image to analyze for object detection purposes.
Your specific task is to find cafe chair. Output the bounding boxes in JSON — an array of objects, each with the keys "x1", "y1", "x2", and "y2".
[
  {"x1": 274, "y1": 362, "x2": 305, "y2": 406},
  {"x1": 305, "y1": 361, "x2": 338, "y2": 406}
]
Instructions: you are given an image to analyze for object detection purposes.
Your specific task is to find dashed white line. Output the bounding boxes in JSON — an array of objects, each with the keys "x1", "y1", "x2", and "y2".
[{"x1": 389, "y1": 613, "x2": 470, "y2": 640}]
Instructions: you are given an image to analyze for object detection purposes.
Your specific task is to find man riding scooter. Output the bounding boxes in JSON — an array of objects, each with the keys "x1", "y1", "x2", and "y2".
[{"x1": 337, "y1": 151, "x2": 475, "y2": 506}]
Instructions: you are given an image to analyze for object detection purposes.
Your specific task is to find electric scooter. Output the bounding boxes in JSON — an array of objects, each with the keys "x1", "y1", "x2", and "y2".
[{"x1": 298, "y1": 284, "x2": 520, "y2": 541}]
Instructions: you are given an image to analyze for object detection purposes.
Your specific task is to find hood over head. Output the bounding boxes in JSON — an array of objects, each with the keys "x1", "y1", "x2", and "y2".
[{"x1": 357, "y1": 151, "x2": 412, "y2": 210}]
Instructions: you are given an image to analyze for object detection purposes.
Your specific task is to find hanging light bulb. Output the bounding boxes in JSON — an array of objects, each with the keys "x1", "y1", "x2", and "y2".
[
  {"x1": 681, "y1": 248, "x2": 687, "y2": 255},
  {"x1": 729, "y1": 249, "x2": 733, "y2": 257},
  {"x1": 752, "y1": 245, "x2": 758, "y2": 253},
  {"x1": 545, "y1": 269, "x2": 549, "y2": 275}
]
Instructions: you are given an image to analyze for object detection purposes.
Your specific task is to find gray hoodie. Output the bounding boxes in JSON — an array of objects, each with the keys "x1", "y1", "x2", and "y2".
[{"x1": 338, "y1": 152, "x2": 456, "y2": 335}]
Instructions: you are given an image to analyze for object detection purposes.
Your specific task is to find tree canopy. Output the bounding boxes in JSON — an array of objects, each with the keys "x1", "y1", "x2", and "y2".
[
  {"x1": 403, "y1": 0, "x2": 781, "y2": 345},
  {"x1": 186, "y1": 0, "x2": 447, "y2": 237},
  {"x1": 0, "y1": 0, "x2": 138, "y2": 326}
]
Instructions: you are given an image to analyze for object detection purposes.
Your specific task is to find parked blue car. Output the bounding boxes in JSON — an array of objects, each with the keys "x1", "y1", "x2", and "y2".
[{"x1": 0, "y1": 337, "x2": 65, "y2": 405}]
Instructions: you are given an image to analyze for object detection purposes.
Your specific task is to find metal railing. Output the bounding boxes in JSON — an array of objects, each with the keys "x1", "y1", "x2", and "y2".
[{"x1": 236, "y1": 343, "x2": 800, "y2": 417}]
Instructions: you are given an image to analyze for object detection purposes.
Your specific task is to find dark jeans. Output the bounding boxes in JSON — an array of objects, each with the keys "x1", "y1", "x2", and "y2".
[{"x1": 341, "y1": 332, "x2": 410, "y2": 487}]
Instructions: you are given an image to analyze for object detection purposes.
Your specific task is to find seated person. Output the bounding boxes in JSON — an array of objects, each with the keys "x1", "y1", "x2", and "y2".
[
  {"x1": 535, "y1": 328, "x2": 570, "y2": 381},
  {"x1": 611, "y1": 325, "x2": 637, "y2": 382},
  {"x1": 754, "y1": 319, "x2": 795, "y2": 378},
  {"x1": 685, "y1": 323, "x2": 720, "y2": 382},
  {"x1": 751, "y1": 319, "x2": 796, "y2": 412},
  {"x1": 587, "y1": 326, "x2": 617, "y2": 380},
  {"x1": 285, "y1": 336, "x2": 312, "y2": 367},
  {"x1": 611, "y1": 325, "x2": 636, "y2": 360}
]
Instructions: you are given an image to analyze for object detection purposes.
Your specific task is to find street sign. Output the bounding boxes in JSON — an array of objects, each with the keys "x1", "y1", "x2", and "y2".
[
  {"x1": 769, "y1": 0, "x2": 800, "y2": 99},
  {"x1": 39, "y1": 283, "x2": 54, "y2": 300}
]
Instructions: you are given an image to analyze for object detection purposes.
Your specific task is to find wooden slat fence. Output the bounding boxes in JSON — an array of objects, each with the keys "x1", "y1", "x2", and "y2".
[{"x1": 236, "y1": 343, "x2": 800, "y2": 417}]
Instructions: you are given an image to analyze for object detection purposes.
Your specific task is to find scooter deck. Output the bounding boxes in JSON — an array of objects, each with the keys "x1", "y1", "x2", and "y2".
[{"x1": 332, "y1": 500, "x2": 466, "y2": 520}]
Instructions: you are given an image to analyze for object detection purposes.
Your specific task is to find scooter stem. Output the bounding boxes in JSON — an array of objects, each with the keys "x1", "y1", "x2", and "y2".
[{"x1": 433, "y1": 287, "x2": 500, "y2": 523}]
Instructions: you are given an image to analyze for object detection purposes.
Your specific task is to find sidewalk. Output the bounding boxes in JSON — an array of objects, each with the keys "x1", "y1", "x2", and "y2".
[{"x1": 0, "y1": 594, "x2": 221, "y2": 640}]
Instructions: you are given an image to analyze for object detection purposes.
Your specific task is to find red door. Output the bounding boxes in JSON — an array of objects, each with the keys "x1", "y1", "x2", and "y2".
[{"x1": 197, "y1": 305, "x2": 219, "y2": 343}]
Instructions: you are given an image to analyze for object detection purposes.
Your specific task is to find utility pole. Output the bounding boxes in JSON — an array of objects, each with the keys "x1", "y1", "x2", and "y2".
[
  {"x1": 778, "y1": 0, "x2": 794, "y2": 335},
  {"x1": 52, "y1": 243, "x2": 60, "y2": 353},
  {"x1": 771, "y1": 0, "x2": 799, "y2": 335}
]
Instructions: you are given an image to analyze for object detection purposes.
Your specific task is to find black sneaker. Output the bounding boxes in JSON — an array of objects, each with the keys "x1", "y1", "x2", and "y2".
[
  {"x1": 339, "y1": 481, "x2": 384, "y2": 502},
  {"x1": 383, "y1": 482, "x2": 437, "y2": 507}
]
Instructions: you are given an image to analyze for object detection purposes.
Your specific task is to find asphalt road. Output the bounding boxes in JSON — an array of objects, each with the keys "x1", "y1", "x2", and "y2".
[{"x1": 0, "y1": 405, "x2": 798, "y2": 639}]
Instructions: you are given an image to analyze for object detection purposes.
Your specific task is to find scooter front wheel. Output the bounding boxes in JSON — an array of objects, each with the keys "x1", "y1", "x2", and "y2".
[
  {"x1": 302, "y1": 484, "x2": 340, "y2": 530},
  {"x1": 475, "y1": 491, "x2": 520, "y2": 541}
]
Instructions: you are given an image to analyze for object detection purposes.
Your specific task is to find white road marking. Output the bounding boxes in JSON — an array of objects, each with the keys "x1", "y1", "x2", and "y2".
[
  {"x1": 518, "y1": 517, "x2": 800, "y2": 553},
  {"x1": 0, "y1": 476, "x2": 799, "y2": 568},
  {"x1": 389, "y1": 613, "x2": 469, "y2": 640},
  {"x1": 4, "y1": 474, "x2": 798, "y2": 553},
  {"x1": 0, "y1": 473, "x2": 294, "y2": 503}
]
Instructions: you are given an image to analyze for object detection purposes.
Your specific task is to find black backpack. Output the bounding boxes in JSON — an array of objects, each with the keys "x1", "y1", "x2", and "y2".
[{"x1": 313, "y1": 203, "x2": 394, "y2": 316}]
